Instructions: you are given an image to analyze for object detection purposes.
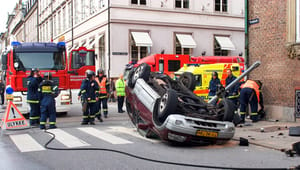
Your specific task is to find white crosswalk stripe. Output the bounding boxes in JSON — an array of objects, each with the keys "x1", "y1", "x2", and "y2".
[
  {"x1": 9, "y1": 126, "x2": 159, "y2": 152},
  {"x1": 9, "y1": 134, "x2": 46, "y2": 152},
  {"x1": 107, "y1": 126, "x2": 160, "y2": 143},
  {"x1": 78, "y1": 127, "x2": 133, "y2": 144},
  {"x1": 47, "y1": 129, "x2": 90, "y2": 148}
]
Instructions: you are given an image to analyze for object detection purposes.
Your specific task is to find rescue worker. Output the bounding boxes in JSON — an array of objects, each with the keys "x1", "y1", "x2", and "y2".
[
  {"x1": 115, "y1": 74, "x2": 125, "y2": 113},
  {"x1": 39, "y1": 72, "x2": 59, "y2": 129},
  {"x1": 27, "y1": 68, "x2": 43, "y2": 127},
  {"x1": 225, "y1": 69, "x2": 239, "y2": 107},
  {"x1": 95, "y1": 69, "x2": 109, "y2": 120},
  {"x1": 208, "y1": 72, "x2": 221, "y2": 98},
  {"x1": 0, "y1": 79, "x2": 5, "y2": 106},
  {"x1": 239, "y1": 80, "x2": 262, "y2": 123},
  {"x1": 78, "y1": 70, "x2": 99, "y2": 125}
]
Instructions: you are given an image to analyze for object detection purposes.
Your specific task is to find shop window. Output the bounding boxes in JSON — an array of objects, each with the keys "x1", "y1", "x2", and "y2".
[{"x1": 131, "y1": 0, "x2": 146, "y2": 5}]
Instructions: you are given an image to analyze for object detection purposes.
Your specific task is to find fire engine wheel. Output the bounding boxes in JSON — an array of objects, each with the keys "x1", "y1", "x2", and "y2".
[
  {"x1": 157, "y1": 89, "x2": 178, "y2": 122},
  {"x1": 217, "y1": 99, "x2": 235, "y2": 122},
  {"x1": 179, "y1": 72, "x2": 196, "y2": 91},
  {"x1": 132, "y1": 63, "x2": 151, "y2": 86}
]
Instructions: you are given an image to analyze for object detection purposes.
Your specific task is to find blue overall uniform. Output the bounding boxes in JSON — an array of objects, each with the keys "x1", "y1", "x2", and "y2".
[
  {"x1": 79, "y1": 79, "x2": 99, "y2": 124},
  {"x1": 27, "y1": 76, "x2": 43, "y2": 126},
  {"x1": 39, "y1": 80, "x2": 59, "y2": 129},
  {"x1": 225, "y1": 75, "x2": 239, "y2": 107}
]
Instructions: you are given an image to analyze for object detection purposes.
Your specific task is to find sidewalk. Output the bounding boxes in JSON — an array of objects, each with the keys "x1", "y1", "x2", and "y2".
[{"x1": 233, "y1": 118, "x2": 300, "y2": 151}]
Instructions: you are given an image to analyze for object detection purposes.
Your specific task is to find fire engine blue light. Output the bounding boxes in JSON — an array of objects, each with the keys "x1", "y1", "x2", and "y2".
[
  {"x1": 6, "y1": 85, "x2": 14, "y2": 94},
  {"x1": 11, "y1": 41, "x2": 21, "y2": 46},
  {"x1": 57, "y1": 42, "x2": 66, "y2": 48}
]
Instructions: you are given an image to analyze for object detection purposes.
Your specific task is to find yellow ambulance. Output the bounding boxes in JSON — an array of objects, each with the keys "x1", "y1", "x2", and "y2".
[{"x1": 175, "y1": 63, "x2": 242, "y2": 99}]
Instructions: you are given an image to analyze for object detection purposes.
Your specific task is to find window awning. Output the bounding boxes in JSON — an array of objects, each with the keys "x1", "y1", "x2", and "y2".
[
  {"x1": 176, "y1": 34, "x2": 197, "y2": 48},
  {"x1": 131, "y1": 32, "x2": 153, "y2": 47},
  {"x1": 215, "y1": 36, "x2": 236, "y2": 51},
  {"x1": 87, "y1": 38, "x2": 95, "y2": 49}
]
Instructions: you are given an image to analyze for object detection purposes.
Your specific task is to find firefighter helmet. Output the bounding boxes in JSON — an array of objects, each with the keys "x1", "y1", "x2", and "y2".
[
  {"x1": 30, "y1": 68, "x2": 39, "y2": 76},
  {"x1": 44, "y1": 72, "x2": 52, "y2": 80},
  {"x1": 86, "y1": 70, "x2": 95, "y2": 79},
  {"x1": 97, "y1": 68, "x2": 104, "y2": 75}
]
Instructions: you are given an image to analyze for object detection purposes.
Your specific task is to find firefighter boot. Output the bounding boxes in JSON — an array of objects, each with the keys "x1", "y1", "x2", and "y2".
[
  {"x1": 239, "y1": 114, "x2": 245, "y2": 124},
  {"x1": 251, "y1": 115, "x2": 258, "y2": 123}
]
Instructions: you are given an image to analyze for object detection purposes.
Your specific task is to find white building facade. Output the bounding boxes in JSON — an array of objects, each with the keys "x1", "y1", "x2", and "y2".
[{"x1": 37, "y1": 0, "x2": 245, "y2": 77}]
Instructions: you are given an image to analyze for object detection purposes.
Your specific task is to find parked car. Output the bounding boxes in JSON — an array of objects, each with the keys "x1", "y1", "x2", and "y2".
[{"x1": 125, "y1": 63, "x2": 238, "y2": 144}]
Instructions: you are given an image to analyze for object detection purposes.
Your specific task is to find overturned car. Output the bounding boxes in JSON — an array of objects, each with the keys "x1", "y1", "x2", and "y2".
[{"x1": 125, "y1": 62, "x2": 260, "y2": 143}]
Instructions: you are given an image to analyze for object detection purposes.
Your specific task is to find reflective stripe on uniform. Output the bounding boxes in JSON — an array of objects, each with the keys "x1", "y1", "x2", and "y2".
[
  {"x1": 40, "y1": 122, "x2": 46, "y2": 125},
  {"x1": 251, "y1": 112, "x2": 258, "y2": 116},
  {"x1": 95, "y1": 112, "x2": 100, "y2": 116},
  {"x1": 228, "y1": 94, "x2": 240, "y2": 99},
  {"x1": 82, "y1": 116, "x2": 89, "y2": 118},
  {"x1": 99, "y1": 96, "x2": 107, "y2": 99},
  {"x1": 89, "y1": 115, "x2": 95, "y2": 118},
  {"x1": 27, "y1": 100, "x2": 39, "y2": 104},
  {"x1": 49, "y1": 122, "x2": 56, "y2": 125},
  {"x1": 88, "y1": 100, "x2": 96, "y2": 103},
  {"x1": 81, "y1": 90, "x2": 86, "y2": 93},
  {"x1": 240, "y1": 112, "x2": 246, "y2": 115},
  {"x1": 30, "y1": 116, "x2": 40, "y2": 120}
]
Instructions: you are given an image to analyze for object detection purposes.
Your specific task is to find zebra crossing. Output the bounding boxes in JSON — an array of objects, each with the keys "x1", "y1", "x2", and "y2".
[{"x1": 7, "y1": 126, "x2": 160, "y2": 153}]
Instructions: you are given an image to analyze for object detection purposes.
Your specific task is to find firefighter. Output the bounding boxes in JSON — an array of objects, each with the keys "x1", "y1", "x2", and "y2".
[
  {"x1": 39, "y1": 72, "x2": 59, "y2": 129},
  {"x1": 95, "y1": 69, "x2": 109, "y2": 120},
  {"x1": 208, "y1": 72, "x2": 221, "y2": 98},
  {"x1": 225, "y1": 69, "x2": 239, "y2": 107},
  {"x1": 27, "y1": 68, "x2": 43, "y2": 127},
  {"x1": 115, "y1": 74, "x2": 125, "y2": 113},
  {"x1": 78, "y1": 70, "x2": 99, "y2": 125},
  {"x1": 239, "y1": 80, "x2": 262, "y2": 123}
]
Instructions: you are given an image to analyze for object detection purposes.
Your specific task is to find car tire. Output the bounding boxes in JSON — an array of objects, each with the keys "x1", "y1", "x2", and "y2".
[
  {"x1": 132, "y1": 63, "x2": 151, "y2": 87},
  {"x1": 179, "y1": 72, "x2": 196, "y2": 91},
  {"x1": 217, "y1": 99, "x2": 235, "y2": 122},
  {"x1": 127, "y1": 69, "x2": 135, "y2": 89},
  {"x1": 157, "y1": 89, "x2": 178, "y2": 122}
]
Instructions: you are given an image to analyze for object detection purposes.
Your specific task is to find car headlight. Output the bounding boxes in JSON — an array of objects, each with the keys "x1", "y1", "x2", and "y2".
[
  {"x1": 61, "y1": 95, "x2": 70, "y2": 100},
  {"x1": 175, "y1": 120, "x2": 184, "y2": 126},
  {"x1": 13, "y1": 96, "x2": 22, "y2": 102}
]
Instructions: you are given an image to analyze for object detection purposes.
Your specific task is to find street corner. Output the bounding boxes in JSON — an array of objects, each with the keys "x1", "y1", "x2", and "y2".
[{"x1": 234, "y1": 120, "x2": 300, "y2": 152}]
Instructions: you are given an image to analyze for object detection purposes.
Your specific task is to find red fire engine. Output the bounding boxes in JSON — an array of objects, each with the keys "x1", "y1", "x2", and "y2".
[{"x1": 0, "y1": 41, "x2": 71, "y2": 115}]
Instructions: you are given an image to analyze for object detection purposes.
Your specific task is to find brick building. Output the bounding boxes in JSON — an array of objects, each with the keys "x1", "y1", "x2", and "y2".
[{"x1": 247, "y1": 0, "x2": 300, "y2": 121}]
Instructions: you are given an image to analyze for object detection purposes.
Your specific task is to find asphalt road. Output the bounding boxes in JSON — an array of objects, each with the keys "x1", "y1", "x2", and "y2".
[{"x1": 0, "y1": 102, "x2": 299, "y2": 170}]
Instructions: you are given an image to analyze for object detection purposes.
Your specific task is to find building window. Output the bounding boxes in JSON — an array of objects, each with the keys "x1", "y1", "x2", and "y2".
[
  {"x1": 215, "y1": 0, "x2": 227, "y2": 12},
  {"x1": 53, "y1": 14, "x2": 56, "y2": 36},
  {"x1": 68, "y1": 2, "x2": 72, "y2": 28},
  {"x1": 131, "y1": 0, "x2": 146, "y2": 5},
  {"x1": 58, "y1": 11, "x2": 61, "y2": 34},
  {"x1": 175, "y1": 36, "x2": 192, "y2": 55},
  {"x1": 81, "y1": 0, "x2": 85, "y2": 20},
  {"x1": 90, "y1": 0, "x2": 95, "y2": 15},
  {"x1": 175, "y1": 0, "x2": 189, "y2": 9},
  {"x1": 130, "y1": 37, "x2": 149, "y2": 63},
  {"x1": 99, "y1": 35, "x2": 105, "y2": 70},
  {"x1": 62, "y1": 7, "x2": 66, "y2": 32},
  {"x1": 214, "y1": 36, "x2": 229, "y2": 56},
  {"x1": 75, "y1": 0, "x2": 79, "y2": 24}
]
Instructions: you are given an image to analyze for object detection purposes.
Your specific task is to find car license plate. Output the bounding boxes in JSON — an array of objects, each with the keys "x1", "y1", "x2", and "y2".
[{"x1": 196, "y1": 130, "x2": 218, "y2": 138}]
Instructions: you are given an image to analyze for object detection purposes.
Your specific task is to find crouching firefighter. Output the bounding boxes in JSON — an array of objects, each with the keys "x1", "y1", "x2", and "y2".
[
  {"x1": 78, "y1": 70, "x2": 99, "y2": 125},
  {"x1": 39, "y1": 72, "x2": 60, "y2": 129},
  {"x1": 239, "y1": 80, "x2": 262, "y2": 123}
]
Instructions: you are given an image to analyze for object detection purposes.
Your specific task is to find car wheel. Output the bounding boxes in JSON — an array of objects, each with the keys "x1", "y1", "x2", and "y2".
[
  {"x1": 157, "y1": 89, "x2": 178, "y2": 122},
  {"x1": 127, "y1": 69, "x2": 135, "y2": 88},
  {"x1": 132, "y1": 63, "x2": 151, "y2": 86},
  {"x1": 179, "y1": 72, "x2": 196, "y2": 91},
  {"x1": 217, "y1": 99, "x2": 235, "y2": 122}
]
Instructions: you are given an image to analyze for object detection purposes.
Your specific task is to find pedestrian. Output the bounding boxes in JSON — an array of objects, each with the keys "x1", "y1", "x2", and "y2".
[
  {"x1": 27, "y1": 68, "x2": 43, "y2": 127},
  {"x1": 208, "y1": 72, "x2": 221, "y2": 102},
  {"x1": 95, "y1": 69, "x2": 109, "y2": 120},
  {"x1": 239, "y1": 80, "x2": 262, "y2": 123},
  {"x1": 108, "y1": 78, "x2": 116, "y2": 102},
  {"x1": 225, "y1": 69, "x2": 239, "y2": 106},
  {"x1": 0, "y1": 79, "x2": 5, "y2": 106},
  {"x1": 78, "y1": 70, "x2": 99, "y2": 125},
  {"x1": 115, "y1": 74, "x2": 125, "y2": 113},
  {"x1": 39, "y1": 72, "x2": 59, "y2": 129}
]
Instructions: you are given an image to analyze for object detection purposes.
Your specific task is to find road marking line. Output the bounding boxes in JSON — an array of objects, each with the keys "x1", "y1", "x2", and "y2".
[
  {"x1": 9, "y1": 134, "x2": 45, "y2": 152},
  {"x1": 78, "y1": 127, "x2": 133, "y2": 145},
  {"x1": 47, "y1": 129, "x2": 90, "y2": 148},
  {"x1": 107, "y1": 126, "x2": 160, "y2": 143}
]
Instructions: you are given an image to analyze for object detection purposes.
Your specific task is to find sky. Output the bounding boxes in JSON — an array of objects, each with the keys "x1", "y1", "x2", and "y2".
[{"x1": 0, "y1": 0, "x2": 20, "y2": 33}]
